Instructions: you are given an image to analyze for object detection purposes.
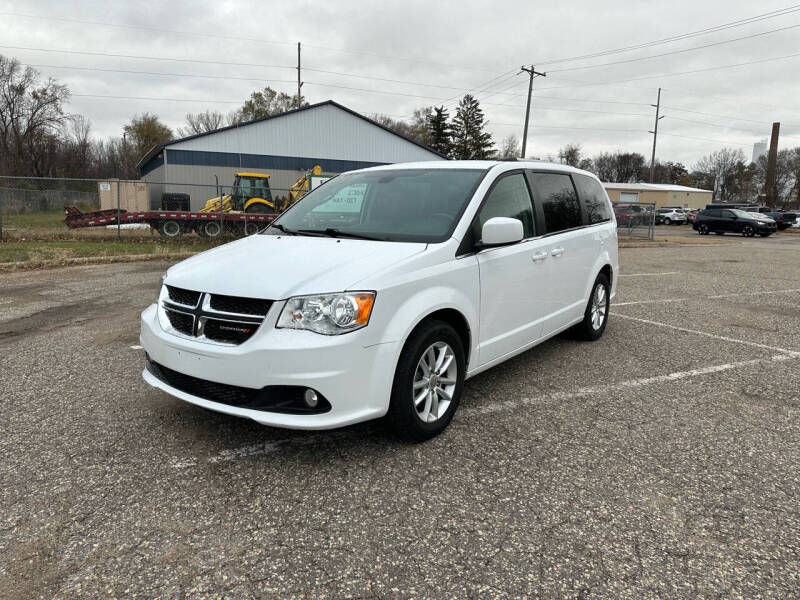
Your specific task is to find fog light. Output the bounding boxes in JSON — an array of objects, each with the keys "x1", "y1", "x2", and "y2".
[{"x1": 303, "y1": 388, "x2": 319, "y2": 408}]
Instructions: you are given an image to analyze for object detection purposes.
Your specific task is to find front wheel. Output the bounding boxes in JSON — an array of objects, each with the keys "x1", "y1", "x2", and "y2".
[
  {"x1": 387, "y1": 320, "x2": 465, "y2": 441},
  {"x1": 571, "y1": 273, "x2": 610, "y2": 341},
  {"x1": 664, "y1": 217, "x2": 671, "y2": 225},
  {"x1": 742, "y1": 225, "x2": 756, "y2": 237}
]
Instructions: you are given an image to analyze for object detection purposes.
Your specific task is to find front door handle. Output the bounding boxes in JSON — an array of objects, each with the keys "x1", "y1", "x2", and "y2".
[
  {"x1": 532, "y1": 251, "x2": 548, "y2": 263},
  {"x1": 551, "y1": 247, "x2": 565, "y2": 257}
]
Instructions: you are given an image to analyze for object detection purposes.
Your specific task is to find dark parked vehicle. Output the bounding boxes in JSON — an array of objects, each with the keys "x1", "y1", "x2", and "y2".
[
  {"x1": 703, "y1": 204, "x2": 797, "y2": 230},
  {"x1": 694, "y1": 208, "x2": 777, "y2": 237}
]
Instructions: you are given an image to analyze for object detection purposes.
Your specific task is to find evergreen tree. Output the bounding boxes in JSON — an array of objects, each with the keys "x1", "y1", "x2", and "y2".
[
  {"x1": 451, "y1": 94, "x2": 495, "y2": 159},
  {"x1": 427, "y1": 105, "x2": 452, "y2": 156}
]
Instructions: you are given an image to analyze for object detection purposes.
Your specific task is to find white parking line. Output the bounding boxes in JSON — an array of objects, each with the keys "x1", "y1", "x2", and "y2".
[
  {"x1": 618, "y1": 272, "x2": 679, "y2": 277},
  {"x1": 614, "y1": 287, "x2": 800, "y2": 307},
  {"x1": 130, "y1": 345, "x2": 142, "y2": 350},
  {"x1": 611, "y1": 313, "x2": 800, "y2": 357},
  {"x1": 168, "y1": 353, "x2": 798, "y2": 469}
]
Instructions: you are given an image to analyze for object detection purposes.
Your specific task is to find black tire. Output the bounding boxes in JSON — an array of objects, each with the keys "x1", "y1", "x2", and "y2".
[
  {"x1": 698, "y1": 223, "x2": 709, "y2": 235},
  {"x1": 157, "y1": 219, "x2": 183, "y2": 239},
  {"x1": 245, "y1": 203, "x2": 271, "y2": 214},
  {"x1": 572, "y1": 272, "x2": 610, "y2": 341},
  {"x1": 664, "y1": 217, "x2": 671, "y2": 225},
  {"x1": 386, "y1": 320, "x2": 466, "y2": 441},
  {"x1": 201, "y1": 220, "x2": 223, "y2": 239},
  {"x1": 742, "y1": 225, "x2": 756, "y2": 237},
  {"x1": 243, "y1": 221, "x2": 263, "y2": 235}
]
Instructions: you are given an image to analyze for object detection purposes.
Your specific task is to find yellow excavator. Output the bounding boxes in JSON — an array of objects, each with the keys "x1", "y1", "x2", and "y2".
[{"x1": 200, "y1": 165, "x2": 324, "y2": 215}]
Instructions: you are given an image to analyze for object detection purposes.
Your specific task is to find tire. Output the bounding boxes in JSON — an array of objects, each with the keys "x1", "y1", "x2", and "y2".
[
  {"x1": 387, "y1": 320, "x2": 466, "y2": 441},
  {"x1": 664, "y1": 217, "x2": 671, "y2": 225},
  {"x1": 157, "y1": 219, "x2": 183, "y2": 239},
  {"x1": 245, "y1": 203, "x2": 271, "y2": 214},
  {"x1": 243, "y1": 221, "x2": 263, "y2": 235},
  {"x1": 742, "y1": 225, "x2": 756, "y2": 237},
  {"x1": 200, "y1": 220, "x2": 223, "y2": 239},
  {"x1": 698, "y1": 223, "x2": 709, "y2": 235},
  {"x1": 572, "y1": 273, "x2": 610, "y2": 341}
]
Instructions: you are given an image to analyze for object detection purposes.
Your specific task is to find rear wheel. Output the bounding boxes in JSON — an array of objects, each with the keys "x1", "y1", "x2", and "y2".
[
  {"x1": 157, "y1": 219, "x2": 183, "y2": 239},
  {"x1": 697, "y1": 223, "x2": 709, "y2": 235},
  {"x1": 572, "y1": 273, "x2": 610, "y2": 341},
  {"x1": 387, "y1": 320, "x2": 465, "y2": 441},
  {"x1": 245, "y1": 203, "x2": 271, "y2": 214}
]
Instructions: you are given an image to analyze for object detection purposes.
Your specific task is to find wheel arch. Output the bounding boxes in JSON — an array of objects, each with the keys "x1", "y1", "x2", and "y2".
[{"x1": 411, "y1": 308, "x2": 472, "y2": 367}]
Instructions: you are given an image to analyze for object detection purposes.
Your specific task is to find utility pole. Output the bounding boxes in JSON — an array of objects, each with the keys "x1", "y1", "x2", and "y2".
[
  {"x1": 648, "y1": 87, "x2": 665, "y2": 183},
  {"x1": 765, "y1": 122, "x2": 780, "y2": 208},
  {"x1": 520, "y1": 65, "x2": 546, "y2": 158},
  {"x1": 296, "y1": 42, "x2": 303, "y2": 109}
]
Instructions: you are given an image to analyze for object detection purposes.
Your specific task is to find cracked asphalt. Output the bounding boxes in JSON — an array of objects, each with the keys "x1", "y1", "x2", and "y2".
[{"x1": 2, "y1": 232, "x2": 800, "y2": 599}]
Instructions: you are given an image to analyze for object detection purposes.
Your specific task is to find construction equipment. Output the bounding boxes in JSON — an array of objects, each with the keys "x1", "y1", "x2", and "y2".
[{"x1": 201, "y1": 172, "x2": 276, "y2": 214}]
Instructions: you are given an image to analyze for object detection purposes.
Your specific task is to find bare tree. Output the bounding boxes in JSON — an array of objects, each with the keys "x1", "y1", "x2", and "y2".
[
  {"x1": 178, "y1": 110, "x2": 225, "y2": 137},
  {"x1": 0, "y1": 55, "x2": 71, "y2": 176},
  {"x1": 499, "y1": 135, "x2": 520, "y2": 158},
  {"x1": 558, "y1": 143, "x2": 582, "y2": 167},
  {"x1": 694, "y1": 148, "x2": 747, "y2": 202}
]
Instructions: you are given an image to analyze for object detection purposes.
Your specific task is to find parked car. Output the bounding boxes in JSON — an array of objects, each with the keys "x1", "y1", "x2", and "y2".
[
  {"x1": 140, "y1": 161, "x2": 619, "y2": 440},
  {"x1": 686, "y1": 210, "x2": 698, "y2": 224},
  {"x1": 656, "y1": 208, "x2": 687, "y2": 225},
  {"x1": 693, "y1": 208, "x2": 777, "y2": 237},
  {"x1": 747, "y1": 208, "x2": 797, "y2": 230}
]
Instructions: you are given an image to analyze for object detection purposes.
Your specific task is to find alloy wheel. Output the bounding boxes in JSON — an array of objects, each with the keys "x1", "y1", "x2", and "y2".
[
  {"x1": 412, "y1": 342, "x2": 458, "y2": 423},
  {"x1": 591, "y1": 283, "x2": 607, "y2": 330}
]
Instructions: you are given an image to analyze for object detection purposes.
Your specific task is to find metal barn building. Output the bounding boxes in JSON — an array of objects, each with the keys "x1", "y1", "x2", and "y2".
[{"x1": 137, "y1": 100, "x2": 446, "y2": 211}]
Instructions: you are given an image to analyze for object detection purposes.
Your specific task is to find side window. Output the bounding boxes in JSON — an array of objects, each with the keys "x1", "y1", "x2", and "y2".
[
  {"x1": 530, "y1": 172, "x2": 583, "y2": 233},
  {"x1": 475, "y1": 173, "x2": 535, "y2": 239},
  {"x1": 574, "y1": 174, "x2": 611, "y2": 224},
  {"x1": 721, "y1": 209, "x2": 735, "y2": 218}
]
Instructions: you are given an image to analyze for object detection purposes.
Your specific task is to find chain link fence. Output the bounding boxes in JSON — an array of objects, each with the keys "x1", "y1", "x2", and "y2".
[
  {"x1": 612, "y1": 202, "x2": 655, "y2": 240},
  {"x1": 0, "y1": 175, "x2": 305, "y2": 240}
]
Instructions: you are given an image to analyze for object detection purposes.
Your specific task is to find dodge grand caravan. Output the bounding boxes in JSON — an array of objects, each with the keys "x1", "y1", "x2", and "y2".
[{"x1": 141, "y1": 161, "x2": 618, "y2": 439}]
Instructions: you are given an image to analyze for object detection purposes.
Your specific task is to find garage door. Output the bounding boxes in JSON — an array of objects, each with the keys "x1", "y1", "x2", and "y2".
[{"x1": 620, "y1": 192, "x2": 639, "y2": 202}]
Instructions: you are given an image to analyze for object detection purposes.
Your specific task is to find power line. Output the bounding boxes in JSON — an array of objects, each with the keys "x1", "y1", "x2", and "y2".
[
  {"x1": 537, "y1": 4, "x2": 800, "y2": 66},
  {"x1": 666, "y1": 115, "x2": 770, "y2": 133},
  {"x1": 661, "y1": 106, "x2": 771, "y2": 124},
  {"x1": 547, "y1": 22, "x2": 800, "y2": 74},
  {"x1": 658, "y1": 132, "x2": 751, "y2": 147},
  {"x1": 0, "y1": 11, "x2": 498, "y2": 73}
]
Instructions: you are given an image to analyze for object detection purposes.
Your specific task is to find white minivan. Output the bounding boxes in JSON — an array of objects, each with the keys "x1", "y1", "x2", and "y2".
[{"x1": 141, "y1": 161, "x2": 618, "y2": 439}]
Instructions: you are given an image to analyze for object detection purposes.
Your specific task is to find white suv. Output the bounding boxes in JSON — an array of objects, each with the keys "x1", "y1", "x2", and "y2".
[
  {"x1": 657, "y1": 208, "x2": 687, "y2": 225},
  {"x1": 141, "y1": 161, "x2": 618, "y2": 439}
]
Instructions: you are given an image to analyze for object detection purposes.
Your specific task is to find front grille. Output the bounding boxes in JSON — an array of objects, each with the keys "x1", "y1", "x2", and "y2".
[
  {"x1": 167, "y1": 285, "x2": 201, "y2": 307},
  {"x1": 146, "y1": 359, "x2": 331, "y2": 413},
  {"x1": 209, "y1": 293, "x2": 271, "y2": 316},
  {"x1": 165, "y1": 309, "x2": 194, "y2": 336},
  {"x1": 204, "y1": 318, "x2": 258, "y2": 344}
]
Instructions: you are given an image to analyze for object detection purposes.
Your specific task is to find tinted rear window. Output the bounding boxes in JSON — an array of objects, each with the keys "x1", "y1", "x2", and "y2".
[
  {"x1": 530, "y1": 172, "x2": 583, "y2": 233},
  {"x1": 574, "y1": 175, "x2": 611, "y2": 225}
]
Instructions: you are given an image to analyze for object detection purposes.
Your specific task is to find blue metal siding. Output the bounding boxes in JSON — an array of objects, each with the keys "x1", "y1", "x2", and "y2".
[
  {"x1": 140, "y1": 154, "x2": 164, "y2": 176},
  {"x1": 166, "y1": 149, "x2": 386, "y2": 173}
]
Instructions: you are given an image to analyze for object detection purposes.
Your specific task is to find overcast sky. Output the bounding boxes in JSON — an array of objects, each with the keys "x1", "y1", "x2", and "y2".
[{"x1": 2, "y1": 0, "x2": 799, "y2": 167}]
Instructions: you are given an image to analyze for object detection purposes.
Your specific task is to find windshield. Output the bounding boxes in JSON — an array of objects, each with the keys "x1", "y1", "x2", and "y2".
[{"x1": 265, "y1": 168, "x2": 486, "y2": 242}]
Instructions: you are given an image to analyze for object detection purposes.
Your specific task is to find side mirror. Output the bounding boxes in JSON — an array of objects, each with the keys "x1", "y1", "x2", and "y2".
[{"x1": 480, "y1": 217, "x2": 524, "y2": 247}]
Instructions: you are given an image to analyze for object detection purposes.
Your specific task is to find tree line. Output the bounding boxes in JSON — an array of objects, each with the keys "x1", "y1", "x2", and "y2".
[{"x1": 1, "y1": 53, "x2": 798, "y2": 206}]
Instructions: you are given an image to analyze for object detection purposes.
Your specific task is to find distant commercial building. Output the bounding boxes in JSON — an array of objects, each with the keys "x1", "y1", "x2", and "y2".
[
  {"x1": 603, "y1": 182, "x2": 713, "y2": 209},
  {"x1": 752, "y1": 140, "x2": 767, "y2": 164},
  {"x1": 137, "y1": 100, "x2": 445, "y2": 211}
]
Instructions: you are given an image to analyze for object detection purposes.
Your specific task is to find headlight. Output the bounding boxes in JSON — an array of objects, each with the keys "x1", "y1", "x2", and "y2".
[{"x1": 276, "y1": 292, "x2": 376, "y2": 335}]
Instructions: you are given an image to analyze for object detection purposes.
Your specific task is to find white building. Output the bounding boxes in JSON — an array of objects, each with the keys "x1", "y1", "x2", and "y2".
[{"x1": 752, "y1": 140, "x2": 767, "y2": 164}]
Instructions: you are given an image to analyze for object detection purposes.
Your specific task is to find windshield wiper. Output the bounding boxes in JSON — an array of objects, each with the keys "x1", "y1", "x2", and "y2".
[
  {"x1": 297, "y1": 228, "x2": 385, "y2": 241},
  {"x1": 269, "y1": 223, "x2": 297, "y2": 235}
]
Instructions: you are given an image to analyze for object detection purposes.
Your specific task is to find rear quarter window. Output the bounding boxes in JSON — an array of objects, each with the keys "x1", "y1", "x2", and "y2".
[
  {"x1": 530, "y1": 172, "x2": 583, "y2": 233},
  {"x1": 574, "y1": 175, "x2": 612, "y2": 225}
]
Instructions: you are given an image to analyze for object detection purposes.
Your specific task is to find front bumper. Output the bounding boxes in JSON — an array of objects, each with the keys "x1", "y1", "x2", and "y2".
[{"x1": 139, "y1": 303, "x2": 400, "y2": 429}]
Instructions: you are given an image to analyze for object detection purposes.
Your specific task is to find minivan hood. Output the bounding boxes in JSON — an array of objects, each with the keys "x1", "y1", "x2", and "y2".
[{"x1": 164, "y1": 234, "x2": 427, "y2": 299}]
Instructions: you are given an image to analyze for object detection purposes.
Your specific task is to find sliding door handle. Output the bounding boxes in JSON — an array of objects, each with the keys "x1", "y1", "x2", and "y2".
[{"x1": 531, "y1": 251, "x2": 548, "y2": 263}]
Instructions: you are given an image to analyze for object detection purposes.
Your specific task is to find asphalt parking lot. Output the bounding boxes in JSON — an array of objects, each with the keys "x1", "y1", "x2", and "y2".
[{"x1": 2, "y1": 232, "x2": 800, "y2": 599}]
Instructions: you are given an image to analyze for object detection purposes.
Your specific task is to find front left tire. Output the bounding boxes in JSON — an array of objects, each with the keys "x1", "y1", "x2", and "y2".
[{"x1": 387, "y1": 320, "x2": 465, "y2": 441}]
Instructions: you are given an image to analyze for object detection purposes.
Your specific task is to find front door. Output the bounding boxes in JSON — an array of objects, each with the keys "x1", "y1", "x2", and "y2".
[{"x1": 475, "y1": 172, "x2": 548, "y2": 366}]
